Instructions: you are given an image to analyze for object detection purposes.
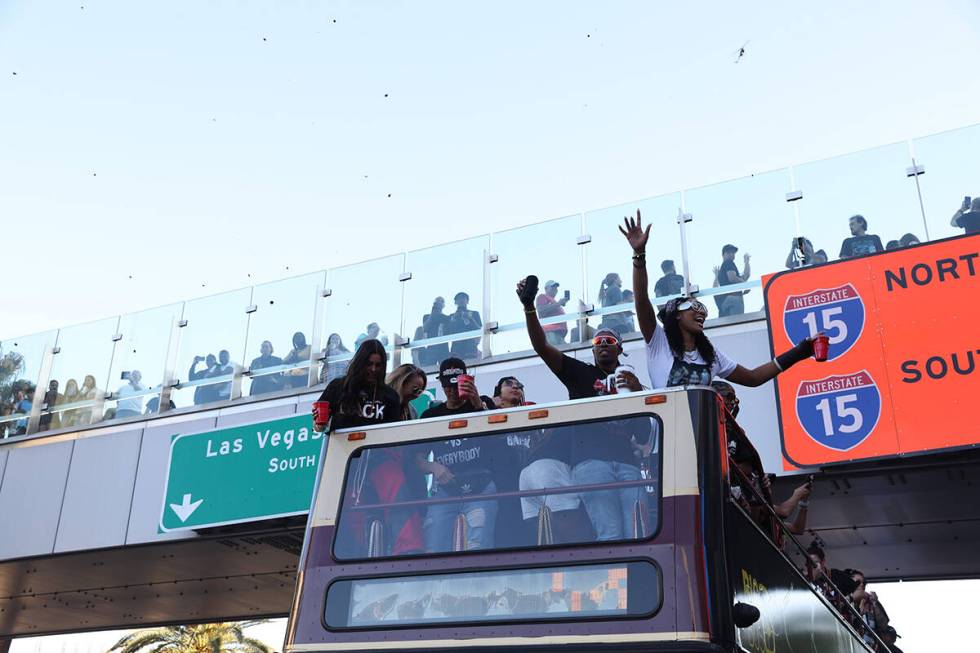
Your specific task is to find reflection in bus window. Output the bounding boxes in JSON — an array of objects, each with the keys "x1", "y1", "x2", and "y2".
[
  {"x1": 324, "y1": 561, "x2": 660, "y2": 629},
  {"x1": 333, "y1": 415, "x2": 662, "y2": 560}
]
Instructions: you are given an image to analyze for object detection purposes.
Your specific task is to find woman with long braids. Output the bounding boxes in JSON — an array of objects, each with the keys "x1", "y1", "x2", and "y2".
[{"x1": 620, "y1": 210, "x2": 818, "y2": 388}]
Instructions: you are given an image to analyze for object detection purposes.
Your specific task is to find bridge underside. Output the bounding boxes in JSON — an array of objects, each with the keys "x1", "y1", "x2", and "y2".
[
  {"x1": 2, "y1": 451, "x2": 979, "y2": 639},
  {"x1": 775, "y1": 447, "x2": 980, "y2": 582},
  {"x1": 0, "y1": 524, "x2": 302, "y2": 639}
]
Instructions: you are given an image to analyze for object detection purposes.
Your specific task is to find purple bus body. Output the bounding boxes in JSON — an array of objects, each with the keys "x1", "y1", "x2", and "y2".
[{"x1": 289, "y1": 494, "x2": 707, "y2": 648}]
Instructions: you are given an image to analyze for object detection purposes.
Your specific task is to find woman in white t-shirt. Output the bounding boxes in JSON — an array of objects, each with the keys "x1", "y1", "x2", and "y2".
[{"x1": 619, "y1": 211, "x2": 818, "y2": 390}]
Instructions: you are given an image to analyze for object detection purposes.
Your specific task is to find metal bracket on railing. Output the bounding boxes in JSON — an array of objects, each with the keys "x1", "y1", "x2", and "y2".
[
  {"x1": 487, "y1": 253, "x2": 499, "y2": 263},
  {"x1": 687, "y1": 284, "x2": 700, "y2": 295},
  {"x1": 906, "y1": 164, "x2": 925, "y2": 177},
  {"x1": 398, "y1": 272, "x2": 412, "y2": 282},
  {"x1": 51, "y1": 347, "x2": 61, "y2": 355},
  {"x1": 579, "y1": 303, "x2": 595, "y2": 315},
  {"x1": 394, "y1": 335, "x2": 410, "y2": 347},
  {"x1": 576, "y1": 234, "x2": 592, "y2": 245},
  {"x1": 241, "y1": 366, "x2": 253, "y2": 376},
  {"x1": 111, "y1": 333, "x2": 123, "y2": 342},
  {"x1": 168, "y1": 379, "x2": 181, "y2": 389},
  {"x1": 321, "y1": 288, "x2": 332, "y2": 297},
  {"x1": 245, "y1": 305, "x2": 257, "y2": 314},
  {"x1": 785, "y1": 190, "x2": 803, "y2": 202},
  {"x1": 104, "y1": 391, "x2": 114, "y2": 400},
  {"x1": 676, "y1": 211, "x2": 693, "y2": 224},
  {"x1": 485, "y1": 321, "x2": 499, "y2": 333},
  {"x1": 178, "y1": 319, "x2": 188, "y2": 328}
]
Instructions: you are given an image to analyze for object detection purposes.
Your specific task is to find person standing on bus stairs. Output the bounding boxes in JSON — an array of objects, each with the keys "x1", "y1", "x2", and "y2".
[
  {"x1": 881, "y1": 626, "x2": 904, "y2": 653},
  {"x1": 417, "y1": 358, "x2": 499, "y2": 552},
  {"x1": 620, "y1": 210, "x2": 820, "y2": 390},
  {"x1": 847, "y1": 569, "x2": 890, "y2": 639}
]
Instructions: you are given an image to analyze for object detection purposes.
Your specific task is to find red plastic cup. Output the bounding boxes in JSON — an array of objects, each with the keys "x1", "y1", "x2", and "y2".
[
  {"x1": 812, "y1": 335, "x2": 830, "y2": 362},
  {"x1": 457, "y1": 374, "x2": 474, "y2": 399},
  {"x1": 312, "y1": 401, "x2": 331, "y2": 430}
]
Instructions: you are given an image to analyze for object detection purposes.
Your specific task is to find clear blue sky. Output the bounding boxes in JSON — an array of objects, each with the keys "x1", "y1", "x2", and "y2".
[{"x1": 3, "y1": 0, "x2": 979, "y2": 648}]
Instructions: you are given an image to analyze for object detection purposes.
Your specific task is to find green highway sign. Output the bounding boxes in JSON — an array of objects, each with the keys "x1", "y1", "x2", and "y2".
[{"x1": 160, "y1": 414, "x2": 324, "y2": 532}]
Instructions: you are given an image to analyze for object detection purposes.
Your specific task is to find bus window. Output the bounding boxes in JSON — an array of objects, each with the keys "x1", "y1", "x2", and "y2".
[
  {"x1": 324, "y1": 560, "x2": 661, "y2": 629},
  {"x1": 333, "y1": 414, "x2": 662, "y2": 560}
]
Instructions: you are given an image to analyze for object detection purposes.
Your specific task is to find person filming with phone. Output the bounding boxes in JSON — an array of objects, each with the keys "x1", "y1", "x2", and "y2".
[{"x1": 535, "y1": 279, "x2": 571, "y2": 345}]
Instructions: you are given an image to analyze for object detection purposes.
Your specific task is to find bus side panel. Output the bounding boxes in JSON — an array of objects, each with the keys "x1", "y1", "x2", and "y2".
[
  {"x1": 672, "y1": 494, "x2": 711, "y2": 638},
  {"x1": 288, "y1": 504, "x2": 700, "y2": 649},
  {"x1": 724, "y1": 504, "x2": 871, "y2": 653}
]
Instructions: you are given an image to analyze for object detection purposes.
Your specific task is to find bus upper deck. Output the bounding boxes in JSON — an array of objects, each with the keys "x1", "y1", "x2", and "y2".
[{"x1": 284, "y1": 387, "x2": 879, "y2": 653}]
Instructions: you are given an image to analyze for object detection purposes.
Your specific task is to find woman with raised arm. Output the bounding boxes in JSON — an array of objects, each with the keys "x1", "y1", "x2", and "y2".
[{"x1": 620, "y1": 210, "x2": 818, "y2": 389}]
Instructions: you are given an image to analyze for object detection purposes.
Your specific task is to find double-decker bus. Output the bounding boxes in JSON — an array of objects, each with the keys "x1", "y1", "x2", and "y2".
[{"x1": 284, "y1": 388, "x2": 878, "y2": 653}]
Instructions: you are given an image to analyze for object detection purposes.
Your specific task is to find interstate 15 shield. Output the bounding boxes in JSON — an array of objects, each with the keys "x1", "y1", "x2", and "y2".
[
  {"x1": 795, "y1": 371, "x2": 881, "y2": 452},
  {"x1": 783, "y1": 283, "x2": 865, "y2": 361}
]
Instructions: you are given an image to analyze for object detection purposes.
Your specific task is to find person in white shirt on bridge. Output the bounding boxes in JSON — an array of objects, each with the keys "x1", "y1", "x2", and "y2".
[{"x1": 115, "y1": 370, "x2": 147, "y2": 418}]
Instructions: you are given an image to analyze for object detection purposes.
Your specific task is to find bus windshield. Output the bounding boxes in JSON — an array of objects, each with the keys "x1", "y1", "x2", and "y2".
[{"x1": 333, "y1": 414, "x2": 662, "y2": 559}]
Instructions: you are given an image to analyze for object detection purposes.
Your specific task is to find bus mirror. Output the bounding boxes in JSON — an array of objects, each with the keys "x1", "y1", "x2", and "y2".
[{"x1": 732, "y1": 601, "x2": 761, "y2": 628}]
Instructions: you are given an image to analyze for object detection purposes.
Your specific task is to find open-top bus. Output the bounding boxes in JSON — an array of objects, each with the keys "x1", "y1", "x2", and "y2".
[{"x1": 284, "y1": 388, "x2": 877, "y2": 653}]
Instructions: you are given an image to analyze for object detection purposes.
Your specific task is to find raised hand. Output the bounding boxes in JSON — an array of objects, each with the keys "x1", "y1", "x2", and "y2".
[{"x1": 618, "y1": 209, "x2": 651, "y2": 253}]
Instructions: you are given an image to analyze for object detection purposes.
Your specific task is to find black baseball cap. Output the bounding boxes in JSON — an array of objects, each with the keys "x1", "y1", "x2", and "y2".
[{"x1": 438, "y1": 357, "x2": 467, "y2": 386}]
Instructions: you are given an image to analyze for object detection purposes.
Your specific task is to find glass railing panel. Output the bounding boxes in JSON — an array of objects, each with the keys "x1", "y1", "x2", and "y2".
[
  {"x1": 39, "y1": 317, "x2": 120, "y2": 431},
  {"x1": 403, "y1": 236, "x2": 490, "y2": 368},
  {"x1": 321, "y1": 255, "x2": 404, "y2": 383},
  {"x1": 490, "y1": 215, "x2": 584, "y2": 356},
  {"x1": 684, "y1": 169, "x2": 794, "y2": 319},
  {"x1": 793, "y1": 141, "x2": 925, "y2": 263},
  {"x1": 911, "y1": 122, "x2": 980, "y2": 241},
  {"x1": 171, "y1": 288, "x2": 252, "y2": 409},
  {"x1": 0, "y1": 330, "x2": 57, "y2": 439},
  {"x1": 243, "y1": 271, "x2": 326, "y2": 398},
  {"x1": 105, "y1": 302, "x2": 183, "y2": 419},
  {"x1": 585, "y1": 193, "x2": 683, "y2": 337}
]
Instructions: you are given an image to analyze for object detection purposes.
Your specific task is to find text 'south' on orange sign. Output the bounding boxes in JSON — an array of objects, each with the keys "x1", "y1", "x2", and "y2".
[{"x1": 763, "y1": 234, "x2": 979, "y2": 469}]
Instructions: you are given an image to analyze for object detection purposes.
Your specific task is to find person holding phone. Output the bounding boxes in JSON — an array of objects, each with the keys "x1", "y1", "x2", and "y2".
[
  {"x1": 535, "y1": 279, "x2": 570, "y2": 345},
  {"x1": 951, "y1": 196, "x2": 980, "y2": 234}
]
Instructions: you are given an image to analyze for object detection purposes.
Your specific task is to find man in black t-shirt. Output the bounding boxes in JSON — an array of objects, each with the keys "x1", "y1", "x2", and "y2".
[
  {"x1": 715, "y1": 244, "x2": 751, "y2": 317},
  {"x1": 517, "y1": 276, "x2": 653, "y2": 541},
  {"x1": 653, "y1": 259, "x2": 685, "y2": 297},
  {"x1": 839, "y1": 215, "x2": 884, "y2": 259},
  {"x1": 418, "y1": 357, "x2": 499, "y2": 552},
  {"x1": 952, "y1": 196, "x2": 980, "y2": 235}
]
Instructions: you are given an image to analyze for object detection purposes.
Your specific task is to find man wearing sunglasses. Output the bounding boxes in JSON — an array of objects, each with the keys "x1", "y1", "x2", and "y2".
[
  {"x1": 620, "y1": 210, "x2": 819, "y2": 389},
  {"x1": 516, "y1": 278, "x2": 655, "y2": 541}
]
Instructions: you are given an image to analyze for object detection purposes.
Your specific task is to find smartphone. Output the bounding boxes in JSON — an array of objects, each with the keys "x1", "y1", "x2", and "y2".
[
  {"x1": 120, "y1": 371, "x2": 130, "y2": 380},
  {"x1": 563, "y1": 290, "x2": 571, "y2": 301}
]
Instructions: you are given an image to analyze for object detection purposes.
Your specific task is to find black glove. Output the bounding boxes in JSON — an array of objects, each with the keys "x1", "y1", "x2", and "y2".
[
  {"x1": 517, "y1": 275, "x2": 539, "y2": 309},
  {"x1": 776, "y1": 337, "x2": 815, "y2": 371}
]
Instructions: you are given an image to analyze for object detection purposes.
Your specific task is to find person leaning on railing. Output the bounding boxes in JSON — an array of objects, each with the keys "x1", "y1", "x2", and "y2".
[{"x1": 620, "y1": 209, "x2": 820, "y2": 390}]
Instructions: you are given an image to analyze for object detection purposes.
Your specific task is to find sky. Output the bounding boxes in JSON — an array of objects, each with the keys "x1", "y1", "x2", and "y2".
[{"x1": 2, "y1": 0, "x2": 980, "y2": 649}]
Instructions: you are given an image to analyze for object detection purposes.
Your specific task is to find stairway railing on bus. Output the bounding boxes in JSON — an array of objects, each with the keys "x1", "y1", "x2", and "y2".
[{"x1": 727, "y1": 455, "x2": 889, "y2": 652}]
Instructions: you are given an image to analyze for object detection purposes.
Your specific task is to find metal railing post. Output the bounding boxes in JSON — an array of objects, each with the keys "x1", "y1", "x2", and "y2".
[
  {"x1": 676, "y1": 202, "x2": 697, "y2": 297},
  {"x1": 26, "y1": 345, "x2": 55, "y2": 435}
]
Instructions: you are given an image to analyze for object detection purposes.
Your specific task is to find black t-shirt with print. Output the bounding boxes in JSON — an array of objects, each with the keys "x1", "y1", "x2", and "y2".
[
  {"x1": 654, "y1": 272, "x2": 685, "y2": 297},
  {"x1": 552, "y1": 355, "x2": 647, "y2": 466},
  {"x1": 839, "y1": 234, "x2": 884, "y2": 258},
  {"x1": 318, "y1": 378, "x2": 402, "y2": 431},
  {"x1": 718, "y1": 259, "x2": 740, "y2": 286},
  {"x1": 555, "y1": 354, "x2": 609, "y2": 400},
  {"x1": 418, "y1": 401, "x2": 501, "y2": 497}
]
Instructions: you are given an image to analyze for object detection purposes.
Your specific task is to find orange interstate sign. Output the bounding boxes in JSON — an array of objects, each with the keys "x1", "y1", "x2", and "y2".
[{"x1": 764, "y1": 234, "x2": 979, "y2": 468}]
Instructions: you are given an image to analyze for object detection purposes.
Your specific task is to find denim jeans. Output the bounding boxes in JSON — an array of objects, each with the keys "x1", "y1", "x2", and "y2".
[
  {"x1": 571, "y1": 459, "x2": 651, "y2": 541},
  {"x1": 424, "y1": 481, "x2": 498, "y2": 553}
]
